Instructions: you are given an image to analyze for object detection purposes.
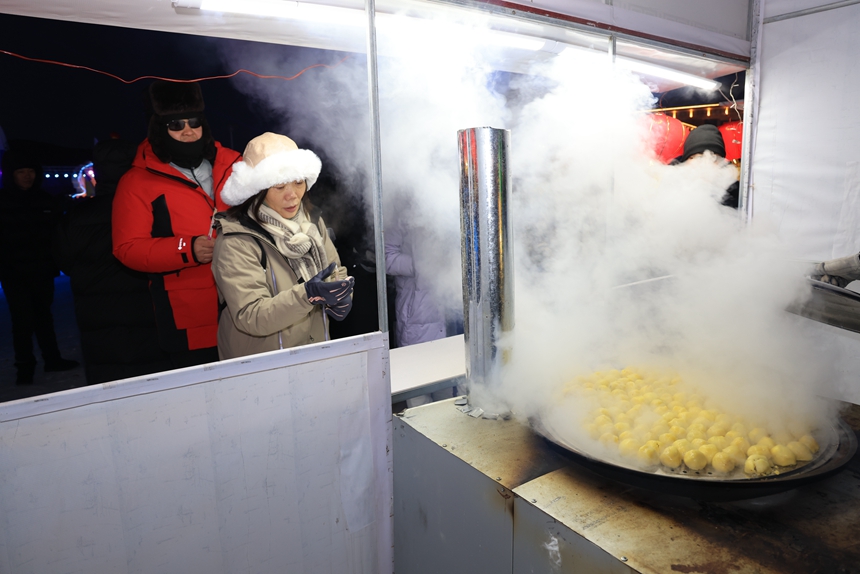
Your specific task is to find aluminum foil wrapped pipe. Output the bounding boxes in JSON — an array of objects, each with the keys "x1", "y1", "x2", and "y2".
[{"x1": 458, "y1": 127, "x2": 514, "y2": 398}]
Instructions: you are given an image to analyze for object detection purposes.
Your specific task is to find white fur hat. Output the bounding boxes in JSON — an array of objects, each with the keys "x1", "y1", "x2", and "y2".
[{"x1": 221, "y1": 132, "x2": 322, "y2": 206}]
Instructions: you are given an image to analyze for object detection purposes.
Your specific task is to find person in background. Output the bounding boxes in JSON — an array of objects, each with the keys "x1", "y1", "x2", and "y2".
[
  {"x1": 212, "y1": 132, "x2": 353, "y2": 360},
  {"x1": 811, "y1": 253, "x2": 860, "y2": 287},
  {"x1": 385, "y1": 215, "x2": 456, "y2": 407},
  {"x1": 677, "y1": 124, "x2": 740, "y2": 209},
  {"x1": 0, "y1": 124, "x2": 7, "y2": 168},
  {"x1": 56, "y1": 137, "x2": 171, "y2": 383},
  {"x1": 0, "y1": 149, "x2": 79, "y2": 384},
  {"x1": 112, "y1": 80, "x2": 241, "y2": 369}
]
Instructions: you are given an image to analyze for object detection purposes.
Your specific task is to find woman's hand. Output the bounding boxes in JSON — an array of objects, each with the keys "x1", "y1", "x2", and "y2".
[{"x1": 305, "y1": 262, "x2": 354, "y2": 305}]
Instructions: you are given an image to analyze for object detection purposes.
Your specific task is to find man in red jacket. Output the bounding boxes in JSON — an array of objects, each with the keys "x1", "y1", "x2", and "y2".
[{"x1": 112, "y1": 81, "x2": 241, "y2": 368}]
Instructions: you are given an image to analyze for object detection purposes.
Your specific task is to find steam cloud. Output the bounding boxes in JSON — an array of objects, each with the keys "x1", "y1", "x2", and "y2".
[{"x1": 217, "y1": 12, "x2": 837, "y2": 453}]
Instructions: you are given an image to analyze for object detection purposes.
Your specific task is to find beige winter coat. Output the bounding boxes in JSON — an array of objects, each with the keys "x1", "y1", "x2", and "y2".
[{"x1": 211, "y1": 209, "x2": 341, "y2": 360}]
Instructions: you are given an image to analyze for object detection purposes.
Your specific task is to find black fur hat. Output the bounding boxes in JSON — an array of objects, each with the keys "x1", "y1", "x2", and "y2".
[
  {"x1": 149, "y1": 80, "x2": 205, "y2": 118},
  {"x1": 146, "y1": 80, "x2": 216, "y2": 165}
]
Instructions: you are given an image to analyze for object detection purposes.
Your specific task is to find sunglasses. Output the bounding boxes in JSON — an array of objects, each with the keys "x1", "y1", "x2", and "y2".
[{"x1": 166, "y1": 117, "x2": 203, "y2": 131}]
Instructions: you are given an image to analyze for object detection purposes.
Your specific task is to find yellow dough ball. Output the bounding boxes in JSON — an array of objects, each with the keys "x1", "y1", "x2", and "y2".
[
  {"x1": 747, "y1": 444, "x2": 771, "y2": 459},
  {"x1": 708, "y1": 436, "x2": 728, "y2": 450},
  {"x1": 658, "y1": 433, "x2": 678, "y2": 447},
  {"x1": 731, "y1": 437, "x2": 750, "y2": 454},
  {"x1": 724, "y1": 444, "x2": 747, "y2": 465},
  {"x1": 619, "y1": 438, "x2": 641, "y2": 457},
  {"x1": 660, "y1": 446, "x2": 682, "y2": 468},
  {"x1": 638, "y1": 444, "x2": 660, "y2": 466},
  {"x1": 686, "y1": 429, "x2": 706, "y2": 442},
  {"x1": 799, "y1": 435, "x2": 820, "y2": 454},
  {"x1": 627, "y1": 405, "x2": 644, "y2": 418},
  {"x1": 757, "y1": 436, "x2": 776, "y2": 450},
  {"x1": 787, "y1": 441, "x2": 814, "y2": 462},
  {"x1": 748, "y1": 428, "x2": 768, "y2": 444},
  {"x1": 683, "y1": 449, "x2": 708, "y2": 471},
  {"x1": 699, "y1": 443, "x2": 719, "y2": 463},
  {"x1": 744, "y1": 454, "x2": 772, "y2": 475},
  {"x1": 690, "y1": 438, "x2": 706, "y2": 450},
  {"x1": 731, "y1": 422, "x2": 748, "y2": 436},
  {"x1": 673, "y1": 439, "x2": 693, "y2": 455},
  {"x1": 642, "y1": 439, "x2": 661, "y2": 451},
  {"x1": 771, "y1": 444, "x2": 797, "y2": 467},
  {"x1": 594, "y1": 414, "x2": 613, "y2": 427},
  {"x1": 619, "y1": 431, "x2": 637, "y2": 442},
  {"x1": 599, "y1": 432, "x2": 619, "y2": 446},
  {"x1": 711, "y1": 452, "x2": 736, "y2": 473},
  {"x1": 707, "y1": 423, "x2": 729, "y2": 438},
  {"x1": 699, "y1": 410, "x2": 717, "y2": 422}
]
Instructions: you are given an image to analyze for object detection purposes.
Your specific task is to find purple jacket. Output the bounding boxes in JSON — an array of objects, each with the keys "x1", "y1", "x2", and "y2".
[{"x1": 385, "y1": 223, "x2": 445, "y2": 347}]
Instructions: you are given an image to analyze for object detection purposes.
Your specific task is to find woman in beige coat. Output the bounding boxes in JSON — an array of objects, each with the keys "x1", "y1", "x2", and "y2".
[{"x1": 212, "y1": 132, "x2": 354, "y2": 360}]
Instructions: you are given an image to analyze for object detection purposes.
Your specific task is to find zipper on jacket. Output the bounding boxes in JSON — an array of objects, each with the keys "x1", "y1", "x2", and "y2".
[
  {"x1": 269, "y1": 266, "x2": 284, "y2": 350},
  {"x1": 146, "y1": 166, "x2": 216, "y2": 209}
]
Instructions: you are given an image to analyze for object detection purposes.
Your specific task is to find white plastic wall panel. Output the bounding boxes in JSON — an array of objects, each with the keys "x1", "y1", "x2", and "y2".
[
  {"x1": 751, "y1": 3, "x2": 860, "y2": 260},
  {"x1": 0, "y1": 333, "x2": 392, "y2": 574}
]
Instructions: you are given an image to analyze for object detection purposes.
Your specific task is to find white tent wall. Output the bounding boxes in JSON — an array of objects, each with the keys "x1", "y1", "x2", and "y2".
[
  {"x1": 751, "y1": 0, "x2": 860, "y2": 405},
  {"x1": 0, "y1": 334, "x2": 393, "y2": 574},
  {"x1": 752, "y1": 1, "x2": 860, "y2": 259},
  {"x1": 504, "y1": 0, "x2": 751, "y2": 57}
]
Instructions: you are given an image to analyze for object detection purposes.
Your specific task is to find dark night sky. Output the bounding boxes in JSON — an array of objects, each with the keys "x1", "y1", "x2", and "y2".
[{"x1": 0, "y1": 12, "x2": 312, "y2": 162}]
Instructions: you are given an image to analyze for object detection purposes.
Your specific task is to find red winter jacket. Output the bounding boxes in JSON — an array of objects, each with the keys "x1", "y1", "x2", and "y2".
[{"x1": 112, "y1": 139, "x2": 241, "y2": 352}]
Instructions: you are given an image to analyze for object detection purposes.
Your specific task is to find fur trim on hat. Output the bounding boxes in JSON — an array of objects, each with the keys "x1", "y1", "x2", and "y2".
[
  {"x1": 221, "y1": 147, "x2": 322, "y2": 206},
  {"x1": 149, "y1": 81, "x2": 205, "y2": 118}
]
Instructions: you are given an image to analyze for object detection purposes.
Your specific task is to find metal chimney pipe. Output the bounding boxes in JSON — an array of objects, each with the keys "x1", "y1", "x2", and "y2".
[{"x1": 458, "y1": 127, "x2": 514, "y2": 402}]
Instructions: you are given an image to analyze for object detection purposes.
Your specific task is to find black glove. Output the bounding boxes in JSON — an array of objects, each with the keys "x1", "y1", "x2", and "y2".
[
  {"x1": 305, "y1": 263, "x2": 354, "y2": 306},
  {"x1": 325, "y1": 295, "x2": 353, "y2": 321}
]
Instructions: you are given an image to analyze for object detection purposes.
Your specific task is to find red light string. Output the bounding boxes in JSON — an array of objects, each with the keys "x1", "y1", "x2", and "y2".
[{"x1": 0, "y1": 49, "x2": 351, "y2": 83}]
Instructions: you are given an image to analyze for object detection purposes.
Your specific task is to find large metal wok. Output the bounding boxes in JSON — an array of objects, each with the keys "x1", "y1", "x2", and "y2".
[{"x1": 532, "y1": 412, "x2": 857, "y2": 501}]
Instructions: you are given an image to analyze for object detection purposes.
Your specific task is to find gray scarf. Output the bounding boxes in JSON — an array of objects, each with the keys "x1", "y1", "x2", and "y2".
[{"x1": 257, "y1": 203, "x2": 328, "y2": 282}]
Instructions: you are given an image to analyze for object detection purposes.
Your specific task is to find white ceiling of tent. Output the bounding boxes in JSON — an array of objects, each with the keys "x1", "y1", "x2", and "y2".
[{"x1": 0, "y1": 0, "x2": 746, "y2": 91}]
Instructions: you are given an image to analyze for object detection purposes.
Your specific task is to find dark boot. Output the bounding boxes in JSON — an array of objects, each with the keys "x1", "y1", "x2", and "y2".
[{"x1": 44, "y1": 358, "x2": 80, "y2": 372}]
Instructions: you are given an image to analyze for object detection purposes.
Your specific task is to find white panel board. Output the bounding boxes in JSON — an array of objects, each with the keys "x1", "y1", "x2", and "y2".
[
  {"x1": 752, "y1": 3, "x2": 860, "y2": 260},
  {"x1": 0, "y1": 334, "x2": 392, "y2": 574}
]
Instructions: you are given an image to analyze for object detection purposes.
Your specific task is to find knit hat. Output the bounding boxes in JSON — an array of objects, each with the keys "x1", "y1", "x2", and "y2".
[
  {"x1": 221, "y1": 132, "x2": 322, "y2": 206},
  {"x1": 681, "y1": 124, "x2": 726, "y2": 162},
  {"x1": 1, "y1": 149, "x2": 42, "y2": 190},
  {"x1": 149, "y1": 80, "x2": 205, "y2": 119}
]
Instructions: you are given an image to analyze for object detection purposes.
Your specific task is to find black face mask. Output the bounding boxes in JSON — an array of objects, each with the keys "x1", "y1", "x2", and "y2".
[{"x1": 164, "y1": 136, "x2": 205, "y2": 169}]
